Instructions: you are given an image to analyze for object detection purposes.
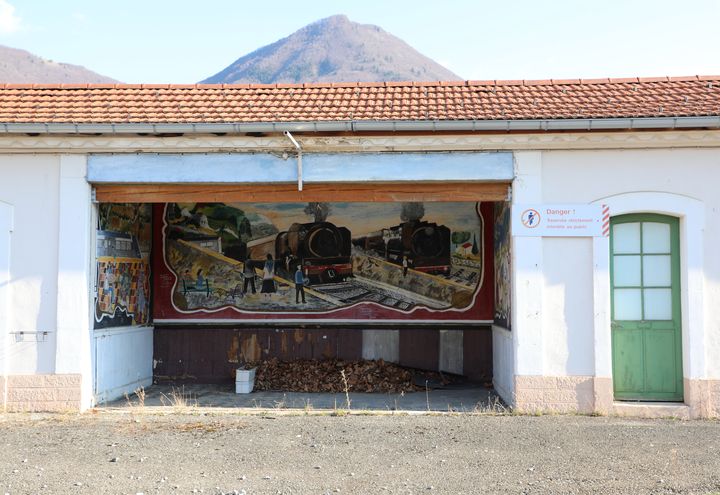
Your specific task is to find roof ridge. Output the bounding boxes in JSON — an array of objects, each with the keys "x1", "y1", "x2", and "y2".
[{"x1": 0, "y1": 76, "x2": 717, "y2": 91}]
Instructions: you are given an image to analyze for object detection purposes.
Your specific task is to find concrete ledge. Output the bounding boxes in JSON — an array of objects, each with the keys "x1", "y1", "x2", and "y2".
[{"x1": 612, "y1": 402, "x2": 690, "y2": 420}]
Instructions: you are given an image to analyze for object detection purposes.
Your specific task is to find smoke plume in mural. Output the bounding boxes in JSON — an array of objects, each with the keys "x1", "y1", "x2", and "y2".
[{"x1": 158, "y1": 202, "x2": 486, "y2": 316}]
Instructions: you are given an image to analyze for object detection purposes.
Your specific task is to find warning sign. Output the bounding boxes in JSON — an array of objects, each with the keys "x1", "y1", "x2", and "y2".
[{"x1": 512, "y1": 204, "x2": 607, "y2": 237}]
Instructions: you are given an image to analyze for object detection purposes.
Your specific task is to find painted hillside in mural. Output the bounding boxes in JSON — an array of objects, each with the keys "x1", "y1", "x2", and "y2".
[
  {"x1": 95, "y1": 204, "x2": 152, "y2": 328},
  {"x1": 157, "y1": 202, "x2": 486, "y2": 316}
]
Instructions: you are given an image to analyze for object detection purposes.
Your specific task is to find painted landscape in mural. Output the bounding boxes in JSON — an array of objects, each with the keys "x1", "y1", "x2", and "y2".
[
  {"x1": 160, "y1": 202, "x2": 485, "y2": 315},
  {"x1": 94, "y1": 204, "x2": 152, "y2": 328}
]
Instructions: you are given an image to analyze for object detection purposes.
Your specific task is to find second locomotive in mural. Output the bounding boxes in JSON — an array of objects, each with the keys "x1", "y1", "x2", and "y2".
[{"x1": 354, "y1": 220, "x2": 452, "y2": 275}]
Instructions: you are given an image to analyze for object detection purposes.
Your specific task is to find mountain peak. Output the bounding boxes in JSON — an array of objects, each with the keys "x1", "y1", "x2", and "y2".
[
  {"x1": 201, "y1": 16, "x2": 460, "y2": 84},
  {"x1": 0, "y1": 44, "x2": 119, "y2": 84}
]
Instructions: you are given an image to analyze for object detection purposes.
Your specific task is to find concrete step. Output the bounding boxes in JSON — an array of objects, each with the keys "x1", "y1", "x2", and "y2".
[{"x1": 612, "y1": 401, "x2": 689, "y2": 420}]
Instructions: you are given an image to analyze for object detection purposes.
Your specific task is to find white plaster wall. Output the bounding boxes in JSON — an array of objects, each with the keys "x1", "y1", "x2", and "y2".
[
  {"x1": 492, "y1": 325, "x2": 515, "y2": 404},
  {"x1": 541, "y1": 237, "x2": 594, "y2": 376},
  {"x1": 0, "y1": 155, "x2": 60, "y2": 374},
  {"x1": 94, "y1": 326, "x2": 153, "y2": 404},
  {"x1": 539, "y1": 148, "x2": 720, "y2": 380},
  {"x1": 54, "y1": 155, "x2": 94, "y2": 408},
  {"x1": 0, "y1": 200, "x2": 12, "y2": 402}
]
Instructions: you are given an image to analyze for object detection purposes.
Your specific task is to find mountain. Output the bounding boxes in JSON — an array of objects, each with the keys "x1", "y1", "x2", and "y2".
[
  {"x1": 0, "y1": 45, "x2": 119, "y2": 84},
  {"x1": 201, "y1": 15, "x2": 461, "y2": 84}
]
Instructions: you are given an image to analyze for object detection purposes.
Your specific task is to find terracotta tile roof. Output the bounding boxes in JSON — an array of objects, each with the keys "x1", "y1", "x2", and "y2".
[{"x1": 0, "y1": 76, "x2": 717, "y2": 124}]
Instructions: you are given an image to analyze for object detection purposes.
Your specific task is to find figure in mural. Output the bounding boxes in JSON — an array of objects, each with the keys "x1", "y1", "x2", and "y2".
[
  {"x1": 294, "y1": 265, "x2": 306, "y2": 304},
  {"x1": 195, "y1": 269, "x2": 206, "y2": 290},
  {"x1": 242, "y1": 257, "x2": 256, "y2": 295},
  {"x1": 402, "y1": 255, "x2": 409, "y2": 277},
  {"x1": 261, "y1": 254, "x2": 276, "y2": 295}
]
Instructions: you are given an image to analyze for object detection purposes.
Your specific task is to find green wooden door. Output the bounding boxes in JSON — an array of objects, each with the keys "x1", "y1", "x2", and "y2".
[{"x1": 610, "y1": 214, "x2": 683, "y2": 401}]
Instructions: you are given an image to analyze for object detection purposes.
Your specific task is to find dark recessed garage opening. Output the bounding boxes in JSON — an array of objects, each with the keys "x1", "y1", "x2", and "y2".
[{"x1": 93, "y1": 182, "x2": 512, "y2": 410}]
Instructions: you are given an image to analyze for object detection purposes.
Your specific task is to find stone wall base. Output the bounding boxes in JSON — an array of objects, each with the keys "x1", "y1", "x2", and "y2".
[
  {"x1": 684, "y1": 378, "x2": 720, "y2": 419},
  {"x1": 514, "y1": 375, "x2": 720, "y2": 419},
  {"x1": 2, "y1": 374, "x2": 82, "y2": 412},
  {"x1": 514, "y1": 375, "x2": 596, "y2": 414}
]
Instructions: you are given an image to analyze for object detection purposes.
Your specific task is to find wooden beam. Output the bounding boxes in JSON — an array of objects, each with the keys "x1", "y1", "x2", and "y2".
[{"x1": 93, "y1": 181, "x2": 510, "y2": 203}]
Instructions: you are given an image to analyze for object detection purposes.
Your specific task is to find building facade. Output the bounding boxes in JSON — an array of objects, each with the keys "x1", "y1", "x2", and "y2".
[{"x1": 0, "y1": 78, "x2": 718, "y2": 417}]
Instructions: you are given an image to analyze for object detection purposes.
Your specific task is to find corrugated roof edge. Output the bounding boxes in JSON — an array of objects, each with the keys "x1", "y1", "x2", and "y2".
[{"x1": 0, "y1": 75, "x2": 718, "y2": 90}]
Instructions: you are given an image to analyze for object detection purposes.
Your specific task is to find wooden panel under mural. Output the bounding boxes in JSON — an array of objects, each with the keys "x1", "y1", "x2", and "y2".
[
  {"x1": 153, "y1": 201, "x2": 494, "y2": 322},
  {"x1": 95, "y1": 204, "x2": 152, "y2": 328}
]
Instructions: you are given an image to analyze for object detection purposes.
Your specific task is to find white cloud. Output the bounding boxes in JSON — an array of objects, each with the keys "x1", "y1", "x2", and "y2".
[{"x1": 0, "y1": 0, "x2": 22, "y2": 34}]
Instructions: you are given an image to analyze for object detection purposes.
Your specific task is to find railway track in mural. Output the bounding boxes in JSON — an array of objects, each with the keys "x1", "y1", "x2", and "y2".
[
  {"x1": 298, "y1": 257, "x2": 482, "y2": 311},
  {"x1": 307, "y1": 276, "x2": 443, "y2": 311}
]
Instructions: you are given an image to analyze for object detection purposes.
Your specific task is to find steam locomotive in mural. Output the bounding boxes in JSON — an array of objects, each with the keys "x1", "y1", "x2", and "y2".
[
  {"x1": 275, "y1": 221, "x2": 353, "y2": 283},
  {"x1": 355, "y1": 220, "x2": 452, "y2": 275}
]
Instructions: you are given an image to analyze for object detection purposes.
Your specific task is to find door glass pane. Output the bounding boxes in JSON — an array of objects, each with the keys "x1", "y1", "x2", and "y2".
[
  {"x1": 643, "y1": 255, "x2": 671, "y2": 287},
  {"x1": 642, "y1": 222, "x2": 671, "y2": 254},
  {"x1": 644, "y1": 288, "x2": 672, "y2": 320},
  {"x1": 614, "y1": 288, "x2": 642, "y2": 320},
  {"x1": 613, "y1": 255, "x2": 641, "y2": 287},
  {"x1": 613, "y1": 223, "x2": 640, "y2": 254}
]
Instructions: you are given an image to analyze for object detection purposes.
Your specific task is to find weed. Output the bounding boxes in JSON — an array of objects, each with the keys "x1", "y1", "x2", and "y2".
[
  {"x1": 273, "y1": 394, "x2": 287, "y2": 410},
  {"x1": 425, "y1": 380, "x2": 430, "y2": 412},
  {"x1": 159, "y1": 386, "x2": 197, "y2": 411},
  {"x1": 340, "y1": 369, "x2": 351, "y2": 410}
]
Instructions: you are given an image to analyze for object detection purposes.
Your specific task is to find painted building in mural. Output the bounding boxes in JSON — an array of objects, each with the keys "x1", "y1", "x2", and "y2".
[
  {"x1": 0, "y1": 78, "x2": 719, "y2": 418},
  {"x1": 95, "y1": 204, "x2": 152, "y2": 329}
]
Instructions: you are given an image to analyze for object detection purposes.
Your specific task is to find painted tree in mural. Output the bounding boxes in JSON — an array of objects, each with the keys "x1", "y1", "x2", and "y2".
[{"x1": 452, "y1": 231, "x2": 471, "y2": 245}]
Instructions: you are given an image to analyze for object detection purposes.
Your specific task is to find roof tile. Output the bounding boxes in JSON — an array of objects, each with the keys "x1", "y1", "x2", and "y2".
[{"x1": 0, "y1": 77, "x2": 716, "y2": 124}]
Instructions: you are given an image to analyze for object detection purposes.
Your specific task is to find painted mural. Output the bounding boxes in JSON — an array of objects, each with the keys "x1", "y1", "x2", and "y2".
[
  {"x1": 94, "y1": 204, "x2": 152, "y2": 328},
  {"x1": 154, "y1": 202, "x2": 493, "y2": 321},
  {"x1": 493, "y1": 201, "x2": 512, "y2": 330}
]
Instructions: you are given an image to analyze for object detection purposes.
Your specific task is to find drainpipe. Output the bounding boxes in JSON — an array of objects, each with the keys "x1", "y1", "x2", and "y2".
[{"x1": 284, "y1": 131, "x2": 303, "y2": 191}]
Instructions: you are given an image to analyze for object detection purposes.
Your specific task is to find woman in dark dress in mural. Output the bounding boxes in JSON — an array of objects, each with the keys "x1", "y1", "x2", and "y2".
[{"x1": 260, "y1": 254, "x2": 276, "y2": 296}]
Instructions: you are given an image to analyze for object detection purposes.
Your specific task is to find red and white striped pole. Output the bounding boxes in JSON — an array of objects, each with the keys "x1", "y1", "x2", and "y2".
[{"x1": 602, "y1": 204, "x2": 610, "y2": 237}]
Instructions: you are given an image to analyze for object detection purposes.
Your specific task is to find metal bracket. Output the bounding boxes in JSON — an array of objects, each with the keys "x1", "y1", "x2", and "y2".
[{"x1": 11, "y1": 331, "x2": 51, "y2": 342}]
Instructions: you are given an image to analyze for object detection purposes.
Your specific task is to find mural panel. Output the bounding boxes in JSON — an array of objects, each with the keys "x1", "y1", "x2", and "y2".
[
  {"x1": 493, "y1": 202, "x2": 512, "y2": 329},
  {"x1": 153, "y1": 201, "x2": 494, "y2": 322},
  {"x1": 94, "y1": 204, "x2": 152, "y2": 328}
]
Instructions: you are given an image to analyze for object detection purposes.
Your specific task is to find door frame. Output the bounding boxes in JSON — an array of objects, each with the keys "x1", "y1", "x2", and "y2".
[
  {"x1": 609, "y1": 213, "x2": 683, "y2": 401},
  {"x1": 591, "y1": 192, "x2": 706, "y2": 409}
]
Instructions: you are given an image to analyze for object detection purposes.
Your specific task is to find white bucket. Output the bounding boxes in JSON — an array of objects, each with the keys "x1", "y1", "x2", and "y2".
[{"x1": 235, "y1": 367, "x2": 256, "y2": 394}]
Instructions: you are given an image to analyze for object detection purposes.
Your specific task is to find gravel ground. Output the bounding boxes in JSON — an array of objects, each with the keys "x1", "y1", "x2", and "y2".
[{"x1": 1, "y1": 411, "x2": 719, "y2": 495}]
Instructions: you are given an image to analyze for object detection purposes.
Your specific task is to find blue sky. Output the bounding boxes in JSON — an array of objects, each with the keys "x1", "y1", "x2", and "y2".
[{"x1": 0, "y1": 0, "x2": 718, "y2": 83}]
